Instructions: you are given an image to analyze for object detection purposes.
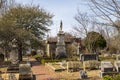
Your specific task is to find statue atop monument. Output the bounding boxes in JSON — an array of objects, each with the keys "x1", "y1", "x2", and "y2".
[
  {"x1": 56, "y1": 21, "x2": 67, "y2": 59},
  {"x1": 60, "y1": 20, "x2": 62, "y2": 31}
]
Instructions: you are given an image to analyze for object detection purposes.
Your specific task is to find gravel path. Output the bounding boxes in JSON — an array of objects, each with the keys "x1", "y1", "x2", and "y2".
[
  {"x1": 29, "y1": 58, "x2": 102, "y2": 80},
  {"x1": 31, "y1": 62, "x2": 58, "y2": 80}
]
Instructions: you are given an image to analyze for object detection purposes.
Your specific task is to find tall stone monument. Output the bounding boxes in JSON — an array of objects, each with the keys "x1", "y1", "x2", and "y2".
[{"x1": 55, "y1": 21, "x2": 67, "y2": 59}]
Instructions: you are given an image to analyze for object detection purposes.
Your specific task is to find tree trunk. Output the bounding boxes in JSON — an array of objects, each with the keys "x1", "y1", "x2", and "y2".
[{"x1": 17, "y1": 42, "x2": 23, "y2": 61}]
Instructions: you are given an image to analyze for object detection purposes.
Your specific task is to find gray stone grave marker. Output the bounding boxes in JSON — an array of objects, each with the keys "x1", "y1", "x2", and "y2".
[
  {"x1": 100, "y1": 61, "x2": 120, "y2": 78},
  {"x1": 80, "y1": 70, "x2": 87, "y2": 79},
  {"x1": 101, "y1": 61, "x2": 113, "y2": 72},
  {"x1": 10, "y1": 51, "x2": 18, "y2": 64},
  {"x1": 80, "y1": 53, "x2": 98, "y2": 61},
  {"x1": 19, "y1": 64, "x2": 33, "y2": 80}
]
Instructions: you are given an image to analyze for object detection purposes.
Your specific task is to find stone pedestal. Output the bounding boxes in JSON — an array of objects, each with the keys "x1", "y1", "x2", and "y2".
[
  {"x1": 55, "y1": 21, "x2": 67, "y2": 59},
  {"x1": 10, "y1": 50, "x2": 18, "y2": 64}
]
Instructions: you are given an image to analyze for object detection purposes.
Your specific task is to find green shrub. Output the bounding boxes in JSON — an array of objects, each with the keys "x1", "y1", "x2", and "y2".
[
  {"x1": 103, "y1": 74, "x2": 120, "y2": 80},
  {"x1": 41, "y1": 59, "x2": 45, "y2": 64},
  {"x1": 33, "y1": 54, "x2": 42, "y2": 62},
  {"x1": 33, "y1": 54, "x2": 41, "y2": 59},
  {"x1": 103, "y1": 75, "x2": 113, "y2": 80},
  {"x1": 113, "y1": 74, "x2": 120, "y2": 80}
]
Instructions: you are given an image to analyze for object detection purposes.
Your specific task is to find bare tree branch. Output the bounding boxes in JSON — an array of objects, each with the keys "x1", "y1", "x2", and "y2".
[{"x1": 88, "y1": 0, "x2": 120, "y2": 32}]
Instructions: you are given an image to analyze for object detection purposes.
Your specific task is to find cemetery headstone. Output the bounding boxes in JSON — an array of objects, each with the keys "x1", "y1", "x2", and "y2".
[
  {"x1": 80, "y1": 70, "x2": 87, "y2": 79},
  {"x1": 19, "y1": 64, "x2": 33, "y2": 80},
  {"x1": 80, "y1": 54, "x2": 98, "y2": 61},
  {"x1": 99, "y1": 61, "x2": 120, "y2": 78},
  {"x1": 101, "y1": 61, "x2": 113, "y2": 72},
  {"x1": 99, "y1": 61, "x2": 118, "y2": 78},
  {"x1": 10, "y1": 51, "x2": 18, "y2": 64},
  {"x1": 55, "y1": 21, "x2": 67, "y2": 59}
]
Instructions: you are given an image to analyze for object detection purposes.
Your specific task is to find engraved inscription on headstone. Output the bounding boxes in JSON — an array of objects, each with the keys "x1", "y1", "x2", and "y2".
[
  {"x1": 80, "y1": 54, "x2": 98, "y2": 61},
  {"x1": 10, "y1": 51, "x2": 18, "y2": 64}
]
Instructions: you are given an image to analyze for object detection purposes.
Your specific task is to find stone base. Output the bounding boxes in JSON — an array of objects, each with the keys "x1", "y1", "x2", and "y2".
[{"x1": 56, "y1": 52, "x2": 67, "y2": 59}]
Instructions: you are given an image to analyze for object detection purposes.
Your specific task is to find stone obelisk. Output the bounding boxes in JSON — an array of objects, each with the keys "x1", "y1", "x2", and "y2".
[{"x1": 55, "y1": 21, "x2": 67, "y2": 59}]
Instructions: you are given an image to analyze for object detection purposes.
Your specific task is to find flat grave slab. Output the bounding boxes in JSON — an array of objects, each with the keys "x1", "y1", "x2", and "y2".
[{"x1": 45, "y1": 63, "x2": 65, "y2": 71}]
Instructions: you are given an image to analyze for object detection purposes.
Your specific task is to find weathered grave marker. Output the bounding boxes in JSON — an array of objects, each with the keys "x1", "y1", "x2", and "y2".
[
  {"x1": 10, "y1": 51, "x2": 19, "y2": 64},
  {"x1": 80, "y1": 54, "x2": 98, "y2": 61},
  {"x1": 19, "y1": 64, "x2": 33, "y2": 80},
  {"x1": 101, "y1": 61, "x2": 113, "y2": 72},
  {"x1": 80, "y1": 70, "x2": 87, "y2": 79},
  {"x1": 100, "y1": 61, "x2": 119, "y2": 78}
]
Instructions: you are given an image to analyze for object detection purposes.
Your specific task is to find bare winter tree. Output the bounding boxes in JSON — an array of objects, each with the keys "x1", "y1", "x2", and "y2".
[
  {"x1": 87, "y1": 0, "x2": 120, "y2": 53},
  {"x1": 88, "y1": 0, "x2": 120, "y2": 32},
  {"x1": 73, "y1": 10, "x2": 106, "y2": 53},
  {"x1": 0, "y1": 0, "x2": 15, "y2": 15},
  {"x1": 73, "y1": 10, "x2": 91, "y2": 38}
]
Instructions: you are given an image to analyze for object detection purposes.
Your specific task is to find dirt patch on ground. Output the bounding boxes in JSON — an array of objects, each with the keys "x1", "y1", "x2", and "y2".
[{"x1": 32, "y1": 63, "x2": 102, "y2": 80}]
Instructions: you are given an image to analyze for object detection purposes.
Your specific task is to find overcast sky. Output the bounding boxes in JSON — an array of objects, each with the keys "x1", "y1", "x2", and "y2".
[{"x1": 16, "y1": 0, "x2": 89, "y2": 37}]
